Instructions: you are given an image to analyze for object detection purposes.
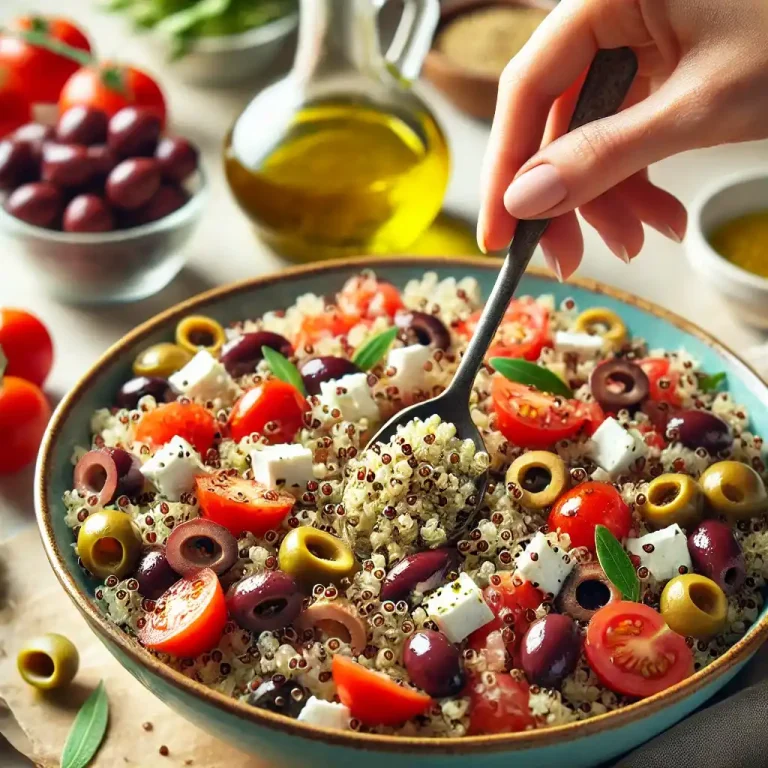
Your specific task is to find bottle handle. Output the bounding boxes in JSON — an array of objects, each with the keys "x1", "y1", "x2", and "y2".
[{"x1": 384, "y1": 0, "x2": 440, "y2": 82}]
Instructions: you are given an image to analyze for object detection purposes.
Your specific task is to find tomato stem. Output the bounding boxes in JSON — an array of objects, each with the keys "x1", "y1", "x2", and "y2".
[
  {"x1": 2, "y1": 28, "x2": 93, "y2": 67},
  {"x1": 0, "y1": 345, "x2": 6, "y2": 381}
]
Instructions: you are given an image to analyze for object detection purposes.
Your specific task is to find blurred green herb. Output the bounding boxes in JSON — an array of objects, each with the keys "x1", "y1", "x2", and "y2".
[
  {"x1": 490, "y1": 357, "x2": 573, "y2": 398},
  {"x1": 261, "y1": 346, "x2": 306, "y2": 395},
  {"x1": 699, "y1": 371, "x2": 726, "y2": 393},
  {"x1": 61, "y1": 681, "x2": 109, "y2": 768},
  {"x1": 352, "y1": 327, "x2": 398, "y2": 371},
  {"x1": 595, "y1": 525, "x2": 640, "y2": 602}
]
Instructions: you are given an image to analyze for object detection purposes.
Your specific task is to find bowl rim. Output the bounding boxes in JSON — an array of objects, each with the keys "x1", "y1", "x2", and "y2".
[{"x1": 35, "y1": 254, "x2": 768, "y2": 754}]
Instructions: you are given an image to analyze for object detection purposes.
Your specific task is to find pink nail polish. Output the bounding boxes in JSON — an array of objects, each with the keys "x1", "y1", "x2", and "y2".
[
  {"x1": 542, "y1": 249, "x2": 564, "y2": 283},
  {"x1": 503, "y1": 165, "x2": 567, "y2": 219},
  {"x1": 665, "y1": 226, "x2": 683, "y2": 244},
  {"x1": 606, "y1": 240, "x2": 631, "y2": 264}
]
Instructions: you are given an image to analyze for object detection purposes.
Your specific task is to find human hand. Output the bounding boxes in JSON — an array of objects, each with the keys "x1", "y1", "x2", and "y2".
[{"x1": 477, "y1": 0, "x2": 768, "y2": 279}]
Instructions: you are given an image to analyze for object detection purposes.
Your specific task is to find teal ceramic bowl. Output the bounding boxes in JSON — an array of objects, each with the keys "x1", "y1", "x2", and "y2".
[{"x1": 36, "y1": 256, "x2": 768, "y2": 768}]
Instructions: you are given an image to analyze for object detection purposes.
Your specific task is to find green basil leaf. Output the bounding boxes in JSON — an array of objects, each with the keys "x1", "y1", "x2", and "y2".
[
  {"x1": 61, "y1": 681, "x2": 109, "y2": 768},
  {"x1": 352, "y1": 327, "x2": 398, "y2": 371},
  {"x1": 699, "y1": 371, "x2": 726, "y2": 393},
  {"x1": 490, "y1": 357, "x2": 573, "y2": 398},
  {"x1": 595, "y1": 525, "x2": 640, "y2": 602},
  {"x1": 261, "y1": 346, "x2": 306, "y2": 395}
]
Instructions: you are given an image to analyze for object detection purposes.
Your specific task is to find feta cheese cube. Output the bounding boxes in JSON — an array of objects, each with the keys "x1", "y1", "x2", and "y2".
[
  {"x1": 515, "y1": 531, "x2": 575, "y2": 598},
  {"x1": 386, "y1": 344, "x2": 433, "y2": 393},
  {"x1": 424, "y1": 572, "x2": 495, "y2": 644},
  {"x1": 140, "y1": 436, "x2": 206, "y2": 501},
  {"x1": 319, "y1": 373, "x2": 379, "y2": 423},
  {"x1": 297, "y1": 697, "x2": 351, "y2": 730},
  {"x1": 626, "y1": 524, "x2": 692, "y2": 582},
  {"x1": 589, "y1": 417, "x2": 641, "y2": 476},
  {"x1": 250, "y1": 443, "x2": 314, "y2": 492},
  {"x1": 554, "y1": 331, "x2": 604, "y2": 358},
  {"x1": 169, "y1": 350, "x2": 240, "y2": 405},
  {"x1": 590, "y1": 467, "x2": 613, "y2": 483}
]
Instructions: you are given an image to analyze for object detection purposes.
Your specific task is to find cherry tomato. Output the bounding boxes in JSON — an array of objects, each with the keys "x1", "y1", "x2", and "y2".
[
  {"x1": 639, "y1": 358, "x2": 683, "y2": 407},
  {"x1": 332, "y1": 655, "x2": 432, "y2": 726},
  {"x1": 0, "y1": 64, "x2": 31, "y2": 138},
  {"x1": 467, "y1": 672, "x2": 535, "y2": 735},
  {"x1": 294, "y1": 308, "x2": 361, "y2": 350},
  {"x1": 138, "y1": 568, "x2": 226, "y2": 658},
  {"x1": 637, "y1": 421, "x2": 667, "y2": 450},
  {"x1": 135, "y1": 401, "x2": 217, "y2": 454},
  {"x1": 0, "y1": 308, "x2": 53, "y2": 386},
  {"x1": 585, "y1": 601, "x2": 693, "y2": 699},
  {"x1": 491, "y1": 375, "x2": 604, "y2": 450},
  {"x1": 0, "y1": 16, "x2": 91, "y2": 104},
  {"x1": 59, "y1": 62, "x2": 167, "y2": 128},
  {"x1": 228, "y1": 379, "x2": 308, "y2": 444},
  {"x1": 337, "y1": 275, "x2": 404, "y2": 319},
  {"x1": 195, "y1": 473, "x2": 295, "y2": 537},
  {"x1": 0, "y1": 374, "x2": 51, "y2": 474},
  {"x1": 548, "y1": 482, "x2": 632, "y2": 552}
]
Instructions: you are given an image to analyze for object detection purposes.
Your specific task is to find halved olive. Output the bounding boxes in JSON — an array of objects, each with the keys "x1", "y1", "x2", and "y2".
[
  {"x1": 278, "y1": 527, "x2": 356, "y2": 586},
  {"x1": 294, "y1": 598, "x2": 368, "y2": 654},
  {"x1": 589, "y1": 360, "x2": 649, "y2": 412},
  {"x1": 133, "y1": 342, "x2": 192, "y2": 378},
  {"x1": 505, "y1": 451, "x2": 569, "y2": 509},
  {"x1": 220, "y1": 331, "x2": 293, "y2": 377},
  {"x1": 228, "y1": 571, "x2": 303, "y2": 632},
  {"x1": 77, "y1": 508, "x2": 143, "y2": 579},
  {"x1": 17, "y1": 633, "x2": 79, "y2": 690},
  {"x1": 573, "y1": 308, "x2": 627, "y2": 349},
  {"x1": 74, "y1": 448, "x2": 143, "y2": 505},
  {"x1": 556, "y1": 562, "x2": 622, "y2": 622},
  {"x1": 641, "y1": 473, "x2": 704, "y2": 530},
  {"x1": 165, "y1": 518, "x2": 238, "y2": 575},
  {"x1": 699, "y1": 460, "x2": 768, "y2": 521},
  {"x1": 394, "y1": 311, "x2": 451, "y2": 350},
  {"x1": 660, "y1": 573, "x2": 727, "y2": 639},
  {"x1": 176, "y1": 315, "x2": 226, "y2": 356}
]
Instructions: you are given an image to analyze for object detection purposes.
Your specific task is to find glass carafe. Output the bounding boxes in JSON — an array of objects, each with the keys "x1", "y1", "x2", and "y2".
[{"x1": 224, "y1": 0, "x2": 450, "y2": 262}]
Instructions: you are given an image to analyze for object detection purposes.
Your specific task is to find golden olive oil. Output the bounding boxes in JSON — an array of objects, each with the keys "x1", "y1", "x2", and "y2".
[{"x1": 709, "y1": 211, "x2": 768, "y2": 277}]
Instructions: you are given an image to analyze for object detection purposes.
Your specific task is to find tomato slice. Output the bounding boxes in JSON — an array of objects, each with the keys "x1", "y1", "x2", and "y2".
[
  {"x1": 0, "y1": 307, "x2": 54, "y2": 386},
  {"x1": 135, "y1": 401, "x2": 217, "y2": 455},
  {"x1": 585, "y1": 601, "x2": 693, "y2": 699},
  {"x1": 196, "y1": 472, "x2": 295, "y2": 536},
  {"x1": 228, "y1": 379, "x2": 308, "y2": 444},
  {"x1": 332, "y1": 655, "x2": 432, "y2": 726},
  {"x1": 468, "y1": 672, "x2": 535, "y2": 735},
  {"x1": 639, "y1": 358, "x2": 683, "y2": 407},
  {"x1": 138, "y1": 568, "x2": 226, "y2": 658},
  {"x1": 337, "y1": 275, "x2": 404, "y2": 319}
]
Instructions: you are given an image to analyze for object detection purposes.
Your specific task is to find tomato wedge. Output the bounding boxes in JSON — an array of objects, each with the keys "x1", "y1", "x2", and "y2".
[
  {"x1": 228, "y1": 379, "x2": 308, "y2": 444},
  {"x1": 468, "y1": 672, "x2": 535, "y2": 735},
  {"x1": 337, "y1": 275, "x2": 404, "y2": 319},
  {"x1": 138, "y1": 568, "x2": 226, "y2": 658},
  {"x1": 639, "y1": 358, "x2": 683, "y2": 407},
  {"x1": 585, "y1": 601, "x2": 693, "y2": 699},
  {"x1": 332, "y1": 655, "x2": 432, "y2": 726},
  {"x1": 196, "y1": 472, "x2": 295, "y2": 536},
  {"x1": 294, "y1": 308, "x2": 361, "y2": 349},
  {"x1": 135, "y1": 401, "x2": 217, "y2": 455}
]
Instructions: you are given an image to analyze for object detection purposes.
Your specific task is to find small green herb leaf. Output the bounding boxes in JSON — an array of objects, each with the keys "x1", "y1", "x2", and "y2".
[
  {"x1": 261, "y1": 346, "x2": 306, "y2": 395},
  {"x1": 352, "y1": 327, "x2": 398, "y2": 371},
  {"x1": 699, "y1": 371, "x2": 726, "y2": 393},
  {"x1": 12, "y1": 29, "x2": 93, "y2": 66},
  {"x1": 61, "y1": 681, "x2": 109, "y2": 768},
  {"x1": 490, "y1": 357, "x2": 573, "y2": 398},
  {"x1": 595, "y1": 525, "x2": 640, "y2": 602}
]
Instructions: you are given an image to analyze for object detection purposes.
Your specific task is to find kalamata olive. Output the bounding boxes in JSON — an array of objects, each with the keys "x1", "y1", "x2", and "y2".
[
  {"x1": 108, "y1": 106, "x2": 162, "y2": 158},
  {"x1": 56, "y1": 106, "x2": 108, "y2": 146},
  {"x1": 688, "y1": 519, "x2": 746, "y2": 595},
  {"x1": 520, "y1": 614, "x2": 581, "y2": 688},
  {"x1": 403, "y1": 630, "x2": 465, "y2": 697},
  {"x1": 166, "y1": 518, "x2": 238, "y2": 576},
  {"x1": 12, "y1": 122, "x2": 54, "y2": 153},
  {"x1": 102, "y1": 446, "x2": 144, "y2": 498},
  {"x1": 155, "y1": 136, "x2": 199, "y2": 183},
  {"x1": 220, "y1": 331, "x2": 294, "y2": 377},
  {"x1": 556, "y1": 562, "x2": 621, "y2": 622},
  {"x1": 666, "y1": 409, "x2": 732, "y2": 455},
  {"x1": 63, "y1": 194, "x2": 114, "y2": 233},
  {"x1": 135, "y1": 548, "x2": 179, "y2": 599},
  {"x1": 589, "y1": 359, "x2": 650, "y2": 411},
  {"x1": 394, "y1": 311, "x2": 451, "y2": 350},
  {"x1": 380, "y1": 548, "x2": 459, "y2": 603},
  {"x1": 86, "y1": 144, "x2": 117, "y2": 178},
  {"x1": 227, "y1": 571, "x2": 303, "y2": 632},
  {"x1": 74, "y1": 449, "x2": 120, "y2": 505},
  {"x1": 300, "y1": 356, "x2": 362, "y2": 396},
  {"x1": 247, "y1": 678, "x2": 308, "y2": 718},
  {"x1": 41, "y1": 143, "x2": 94, "y2": 187},
  {"x1": 3, "y1": 182, "x2": 62, "y2": 228},
  {"x1": 116, "y1": 376, "x2": 178, "y2": 409},
  {"x1": 126, "y1": 184, "x2": 188, "y2": 226},
  {"x1": 0, "y1": 140, "x2": 37, "y2": 190},
  {"x1": 106, "y1": 158, "x2": 161, "y2": 210}
]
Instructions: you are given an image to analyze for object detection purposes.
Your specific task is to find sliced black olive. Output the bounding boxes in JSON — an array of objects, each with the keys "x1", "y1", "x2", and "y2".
[
  {"x1": 395, "y1": 311, "x2": 451, "y2": 350},
  {"x1": 589, "y1": 359, "x2": 650, "y2": 412},
  {"x1": 556, "y1": 562, "x2": 622, "y2": 622},
  {"x1": 247, "y1": 678, "x2": 308, "y2": 718}
]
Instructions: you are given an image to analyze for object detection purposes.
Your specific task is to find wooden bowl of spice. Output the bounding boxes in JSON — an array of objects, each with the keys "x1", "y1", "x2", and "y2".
[{"x1": 423, "y1": 0, "x2": 556, "y2": 121}]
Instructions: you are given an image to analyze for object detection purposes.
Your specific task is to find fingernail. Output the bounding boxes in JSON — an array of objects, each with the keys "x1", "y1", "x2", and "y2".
[
  {"x1": 476, "y1": 221, "x2": 488, "y2": 254},
  {"x1": 606, "y1": 240, "x2": 631, "y2": 264},
  {"x1": 542, "y1": 248, "x2": 564, "y2": 283},
  {"x1": 665, "y1": 226, "x2": 683, "y2": 244},
  {"x1": 503, "y1": 165, "x2": 567, "y2": 219}
]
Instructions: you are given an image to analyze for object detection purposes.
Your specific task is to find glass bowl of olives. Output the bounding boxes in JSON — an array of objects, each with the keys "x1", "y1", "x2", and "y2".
[{"x1": 0, "y1": 106, "x2": 206, "y2": 304}]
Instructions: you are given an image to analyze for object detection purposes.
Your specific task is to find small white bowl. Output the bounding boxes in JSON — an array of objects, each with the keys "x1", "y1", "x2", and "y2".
[{"x1": 686, "y1": 170, "x2": 768, "y2": 329}]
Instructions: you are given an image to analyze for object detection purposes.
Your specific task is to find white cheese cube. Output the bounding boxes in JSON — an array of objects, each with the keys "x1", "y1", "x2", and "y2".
[
  {"x1": 168, "y1": 350, "x2": 240, "y2": 405},
  {"x1": 297, "y1": 697, "x2": 351, "y2": 730},
  {"x1": 589, "y1": 417, "x2": 641, "y2": 476},
  {"x1": 590, "y1": 467, "x2": 613, "y2": 483},
  {"x1": 626, "y1": 524, "x2": 692, "y2": 582},
  {"x1": 140, "y1": 436, "x2": 206, "y2": 501},
  {"x1": 554, "y1": 331, "x2": 604, "y2": 357},
  {"x1": 515, "y1": 531, "x2": 575, "y2": 598},
  {"x1": 319, "y1": 373, "x2": 379, "y2": 423},
  {"x1": 250, "y1": 443, "x2": 314, "y2": 492},
  {"x1": 386, "y1": 344, "x2": 433, "y2": 393},
  {"x1": 424, "y1": 572, "x2": 495, "y2": 644}
]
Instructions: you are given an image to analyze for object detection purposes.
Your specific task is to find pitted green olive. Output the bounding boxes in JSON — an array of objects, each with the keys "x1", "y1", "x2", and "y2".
[
  {"x1": 573, "y1": 307, "x2": 627, "y2": 349},
  {"x1": 77, "y1": 508, "x2": 143, "y2": 579},
  {"x1": 660, "y1": 573, "x2": 728, "y2": 639},
  {"x1": 279, "y1": 527, "x2": 356, "y2": 586},
  {"x1": 17, "y1": 633, "x2": 79, "y2": 690},
  {"x1": 133, "y1": 342, "x2": 192, "y2": 378},
  {"x1": 642, "y1": 473, "x2": 704, "y2": 530},
  {"x1": 506, "y1": 450, "x2": 569, "y2": 509},
  {"x1": 176, "y1": 315, "x2": 226, "y2": 356},
  {"x1": 699, "y1": 461, "x2": 768, "y2": 521}
]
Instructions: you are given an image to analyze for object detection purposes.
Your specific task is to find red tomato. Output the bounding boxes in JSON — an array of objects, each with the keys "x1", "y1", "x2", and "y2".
[
  {"x1": 195, "y1": 473, "x2": 295, "y2": 536},
  {"x1": 639, "y1": 358, "x2": 682, "y2": 407},
  {"x1": 294, "y1": 308, "x2": 361, "y2": 349},
  {"x1": 637, "y1": 421, "x2": 667, "y2": 450},
  {"x1": 332, "y1": 655, "x2": 432, "y2": 726},
  {"x1": 138, "y1": 568, "x2": 226, "y2": 658},
  {"x1": 0, "y1": 374, "x2": 51, "y2": 474},
  {"x1": 0, "y1": 64, "x2": 31, "y2": 138},
  {"x1": 337, "y1": 275, "x2": 404, "y2": 319},
  {"x1": 548, "y1": 482, "x2": 632, "y2": 552},
  {"x1": 458, "y1": 299, "x2": 549, "y2": 361},
  {"x1": 0, "y1": 308, "x2": 53, "y2": 386},
  {"x1": 0, "y1": 16, "x2": 91, "y2": 104},
  {"x1": 468, "y1": 672, "x2": 535, "y2": 735},
  {"x1": 228, "y1": 379, "x2": 308, "y2": 444},
  {"x1": 135, "y1": 401, "x2": 217, "y2": 454},
  {"x1": 491, "y1": 375, "x2": 604, "y2": 450},
  {"x1": 585, "y1": 601, "x2": 693, "y2": 698},
  {"x1": 59, "y1": 62, "x2": 167, "y2": 127}
]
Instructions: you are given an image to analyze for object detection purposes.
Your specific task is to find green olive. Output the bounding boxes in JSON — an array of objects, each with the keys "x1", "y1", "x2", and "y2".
[
  {"x1": 642, "y1": 473, "x2": 704, "y2": 530},
  {"x1": 573, "y1": 307, "x2": 627, "y2": 349},
  {"x1": 17, "y1": 633, "x2": 79, "y2": 690},
  {"x1": 699, "y1": 460, "x2": 768, "y2": 521},
  {"x1": 505, "y1": 450, "x2": 569, "y2": 509},
  {"x1": 660, "y1": 573, "x2": 728, "y2": 639},
  {"x1": 279, "y1": 527, "x2": 356, "y2": 586},
  {"x1": 133, "y1": 343, "x2": 193, "y2": 378},
  {"x1": 175, "y1": 315, "x2": 226, "y2": 356},
  {"x1": 77, "y1": 508, "x2": 143, "y2": 579}
]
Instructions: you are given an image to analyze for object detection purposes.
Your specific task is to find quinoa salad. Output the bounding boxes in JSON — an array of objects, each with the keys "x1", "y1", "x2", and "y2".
[{"x1": 63, "y1": 271, "x2": 768, "y2": 737}]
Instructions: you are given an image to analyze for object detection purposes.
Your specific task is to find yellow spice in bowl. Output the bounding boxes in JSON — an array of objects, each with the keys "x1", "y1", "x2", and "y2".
[{"x1": 709, "y1": 211, "x2": 768, "y2": 278}]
